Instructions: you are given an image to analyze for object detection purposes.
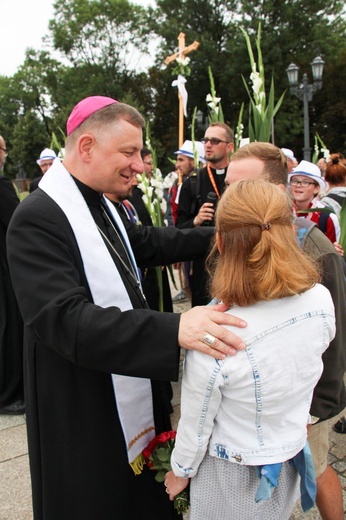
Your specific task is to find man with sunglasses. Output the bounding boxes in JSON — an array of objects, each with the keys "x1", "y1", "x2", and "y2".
[{"x1": 176, "y1": 123, "x2": 234, "y2": 306}]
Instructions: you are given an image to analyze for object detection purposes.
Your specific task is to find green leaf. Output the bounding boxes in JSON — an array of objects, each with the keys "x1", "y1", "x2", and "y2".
[
  {"x1": 154, "y1": 470, "x2": 166, "y2": 483},
  {"x1": 296, "y1": 207, "x2": 335, "y2": 214},
  {"x1": 339, "y1": 202, "x2": 346, "y2": 253},
  {"x1": 156, "y1": 447, "x2": 171, "y2": 462}
]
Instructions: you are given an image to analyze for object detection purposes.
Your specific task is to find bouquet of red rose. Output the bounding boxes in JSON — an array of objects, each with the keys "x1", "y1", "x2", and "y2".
[{"x1": 142, "y1": 430, "x2": 190, "y2": 514}]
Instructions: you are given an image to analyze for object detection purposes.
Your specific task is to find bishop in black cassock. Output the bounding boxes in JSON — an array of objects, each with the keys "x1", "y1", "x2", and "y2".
[{"x1": 7, "y1": 160, "x2": 214, "y2": 520}]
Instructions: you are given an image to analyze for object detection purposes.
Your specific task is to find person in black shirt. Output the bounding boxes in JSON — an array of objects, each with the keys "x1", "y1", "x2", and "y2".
[{"x1": 176, "y1": 123, "x2": 234, "y2": 306}]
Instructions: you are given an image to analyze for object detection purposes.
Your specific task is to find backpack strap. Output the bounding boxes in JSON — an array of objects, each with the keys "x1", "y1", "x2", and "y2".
[
  {"x1": 318, "y1": 210, "x2": 331, "y2": 235},
  {"x1": 324, "y1": 193, "x2": 345, "y2": 206}
]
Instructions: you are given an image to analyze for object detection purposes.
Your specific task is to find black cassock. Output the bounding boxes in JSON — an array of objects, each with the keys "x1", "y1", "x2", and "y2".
[
  {"x1": 0, "y1": 176, "x2": 24, "y2": 407},
  {"x1": 7, "y1": 177, "x2": 213, "y2": 520}
]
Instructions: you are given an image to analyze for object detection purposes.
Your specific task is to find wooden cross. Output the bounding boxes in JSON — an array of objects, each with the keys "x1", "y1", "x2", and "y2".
[{"x1": 165, "y1": 32, "x2": 200, "y2": 147}]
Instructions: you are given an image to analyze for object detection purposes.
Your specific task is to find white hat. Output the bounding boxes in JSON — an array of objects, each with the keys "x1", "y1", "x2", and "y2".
[
  {"x1": 36, "y1": 148, "x2": 57, "y2": 165},
  {"x1": 288, "y1": 160, "x2": 327, "y2": 189},
  {"x1": 281, "y1": 148, "x2": 296, "y2": 162},
  {"x1": 174, "y1": 140, "x2": 205, "y2": 163}
]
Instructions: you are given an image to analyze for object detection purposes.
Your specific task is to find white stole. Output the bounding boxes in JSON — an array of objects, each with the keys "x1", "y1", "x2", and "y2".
[{"x1": 39, "y1": 160, "x2": 155, "y2": 468}]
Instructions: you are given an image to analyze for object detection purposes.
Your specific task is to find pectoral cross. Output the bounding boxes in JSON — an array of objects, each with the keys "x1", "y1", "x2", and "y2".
[{"x1": 165, "y1": 32, "x2": 200, "y2": 147}]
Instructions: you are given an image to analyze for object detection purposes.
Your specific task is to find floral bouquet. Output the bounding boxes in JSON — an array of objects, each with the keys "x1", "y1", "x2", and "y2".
[
  {"x1": 240, "y1": 23, "x2": 285, "y2": 143},
  {"x1": 136, "y1": 123, "x2": 177, "y2": 310},
  {"x1": 312, "y1": 132, "x2": 330, "y2": 164},
  {"x1": 206, "y1": 66, "x2": 224, "y2": 123},
  {"x1": 142, "y1": 430, "x2": 190, "y2": 514}
]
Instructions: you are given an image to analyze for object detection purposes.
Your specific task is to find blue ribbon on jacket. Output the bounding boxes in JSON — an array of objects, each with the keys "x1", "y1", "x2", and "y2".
[{"x1": 255, "y1": 443, "x2": 316, "y2": 512}]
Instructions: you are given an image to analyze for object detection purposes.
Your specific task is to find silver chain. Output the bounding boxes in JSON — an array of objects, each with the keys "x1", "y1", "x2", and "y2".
[{"x1": 98, "y1": 207, "x2": 144, "y2": 297}]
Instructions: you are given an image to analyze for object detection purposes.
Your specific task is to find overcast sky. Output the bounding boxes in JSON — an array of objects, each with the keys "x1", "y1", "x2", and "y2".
[
  {"x1": 0, "y1": 0, "x2": 154, "y2": 77},
  {"x1": 0, "y1": 0, "x2": 54, "y2": 76}
]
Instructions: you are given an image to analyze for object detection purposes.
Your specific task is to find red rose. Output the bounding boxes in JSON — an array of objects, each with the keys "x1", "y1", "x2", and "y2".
[
  {"x1": 142, "y1": 430, "x2": 176, "y2": 466},
  {"x1": 156, "y1": 430, "x2": 176, "y2": 445}
]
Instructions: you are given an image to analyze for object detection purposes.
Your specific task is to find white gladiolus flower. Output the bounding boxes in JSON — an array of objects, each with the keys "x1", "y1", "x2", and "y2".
[
  {"x1": 150, "y1": 179, "x2": 161, "y2": 189},
  {"x1": 206, "y1": 93, "x2": 213, "y2": 102},
  {"x1": 137, "y1": 182, "x2": 147, "y2": 193},
  {"x1": 255, "y1": 103, "x2": 262, "y2": 114},
  {"x1": 142, "y1": 194, "x2": 149, "y2": 206},
  {"x1": 214, "y1": 107, "x2": 219, "y2": 115},
  {"x1": 156, "y1": 188, "x2": 164, "y2": 201},
  {"x1": 259, "y1": 91, "x2": 265, "y2": 101},
  {"x1": 147, "y1": 186, "x2": 154, "y2": 199},
  {"x1": 160, "y1": 199, "x2": 167, "y2": 214},
  {"x1": 321, "y1": 148, "x2": 330, "y2": 162},
  {"x1": 163, "y1": 176, "x2": 174, "y2": 189},
  {"x1": 251, "y1": 76, "x2": 262, "y2": 95}
]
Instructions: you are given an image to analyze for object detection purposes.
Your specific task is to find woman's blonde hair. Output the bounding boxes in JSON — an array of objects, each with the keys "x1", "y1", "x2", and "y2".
[{"x1": 207, "y1": 179, "x2": 320, "y2": 307}]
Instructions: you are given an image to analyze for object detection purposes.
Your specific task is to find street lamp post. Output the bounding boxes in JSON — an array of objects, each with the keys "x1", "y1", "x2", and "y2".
[{"x1": 286, "y1": 56, "x2": 324, "y2": 161}]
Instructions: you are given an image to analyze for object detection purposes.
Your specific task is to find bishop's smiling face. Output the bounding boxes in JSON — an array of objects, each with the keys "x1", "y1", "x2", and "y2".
[{"x1": 79, "y1": 119, "x2": 144, "y2": 197}]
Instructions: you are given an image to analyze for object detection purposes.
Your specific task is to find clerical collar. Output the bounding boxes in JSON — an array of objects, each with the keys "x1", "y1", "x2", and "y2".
[
  {"x1": 208, "y1": 166, "x2": 228, "y2": 175},
  {"x1": 72, "y1": 175, "x2": 101, "y2": 208}
]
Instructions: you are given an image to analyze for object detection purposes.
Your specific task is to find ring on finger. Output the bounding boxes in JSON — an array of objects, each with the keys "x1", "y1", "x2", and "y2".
[{"x1": 203, "y1": 333, "x2": 217, "y2": 348}]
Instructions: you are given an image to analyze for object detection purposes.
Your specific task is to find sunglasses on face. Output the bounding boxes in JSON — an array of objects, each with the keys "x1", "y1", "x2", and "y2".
[{"x1": 201, "y1": 138, "x2": 230, "y2": 146}]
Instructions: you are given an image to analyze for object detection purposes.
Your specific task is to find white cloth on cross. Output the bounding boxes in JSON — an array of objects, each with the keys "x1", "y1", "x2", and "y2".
[{"x1": 172, "y1": 74, "x2": 188, "y2": 117}]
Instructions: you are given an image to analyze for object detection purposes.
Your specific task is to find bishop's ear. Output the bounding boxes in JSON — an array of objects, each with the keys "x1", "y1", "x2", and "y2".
[{"x1": 78, "y1": 133, "x2": 95, "y2": 162}]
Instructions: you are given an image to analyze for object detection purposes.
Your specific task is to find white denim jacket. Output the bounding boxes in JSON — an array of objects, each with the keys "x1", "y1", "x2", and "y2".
[{"x1": 171, "y1": 284, "x2": 335, "y2": 478}]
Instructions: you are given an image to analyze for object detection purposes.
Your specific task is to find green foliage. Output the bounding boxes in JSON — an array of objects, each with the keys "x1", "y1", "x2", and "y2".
[
  {"x1": 312, "y1": 133, "x2": 330, "y2": 164},
  {"x1": 206, "y1": 67, "x2": 224, "y2": 123},
  {"x1": 240, "y1": 24, "x2": 286, "y2": 143},
  {"x1": 0, "y1": 0, "x2": 345, "y2": 176},
  {"x1": 50, "y1": 0, "x2": 150, "y2": 71}
]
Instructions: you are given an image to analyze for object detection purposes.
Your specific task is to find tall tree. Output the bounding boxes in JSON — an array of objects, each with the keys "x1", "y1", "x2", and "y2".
[
  {"x1": 148, "y1": 0, "x2": 346, "y2": 162},
  {"x1": 49, "y1": 0, "x2": 151, "y2": 74}
]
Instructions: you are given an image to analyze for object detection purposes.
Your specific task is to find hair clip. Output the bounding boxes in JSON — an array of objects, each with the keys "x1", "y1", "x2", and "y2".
[{"x1": 261, "y1": 222, "x2": 271, "y2": 231}]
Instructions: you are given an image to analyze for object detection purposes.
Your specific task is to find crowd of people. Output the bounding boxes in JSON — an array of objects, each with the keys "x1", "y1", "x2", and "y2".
[{"x1": 0, "y1": 95, "x2": 345, "y2": 520}]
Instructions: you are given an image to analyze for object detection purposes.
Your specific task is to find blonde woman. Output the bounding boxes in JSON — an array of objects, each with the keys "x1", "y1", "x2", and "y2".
[{"x1": 165, "y1": 180, "x2": 335, "y2": 520}]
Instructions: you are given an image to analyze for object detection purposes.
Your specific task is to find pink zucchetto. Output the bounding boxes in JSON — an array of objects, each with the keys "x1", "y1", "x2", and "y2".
[{"x1": 66, "y1": 96, "x2": 118, "y2": 136}]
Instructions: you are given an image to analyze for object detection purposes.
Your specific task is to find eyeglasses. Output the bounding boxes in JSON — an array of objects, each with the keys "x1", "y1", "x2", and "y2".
[
  {"x1": 201, "y1": 137, "x2": 230, "y2": 146},
  {"x1": 290, "y1": 179, "x2": 318, "y2": 188},
  {"x1": 0, "y1": 147, "x2": 8, "y2": 156}
]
